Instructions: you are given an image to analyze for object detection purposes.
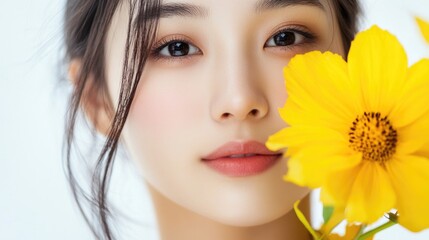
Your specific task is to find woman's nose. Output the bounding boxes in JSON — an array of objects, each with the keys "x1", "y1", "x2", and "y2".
[{"x1": 210, "y1": 55, "x2": 269, "y2": 123}]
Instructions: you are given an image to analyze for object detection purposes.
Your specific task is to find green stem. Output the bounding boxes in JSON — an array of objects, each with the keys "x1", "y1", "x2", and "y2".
[{"x1": 356, "y1": 220, "x2": 397, "y2": 240}]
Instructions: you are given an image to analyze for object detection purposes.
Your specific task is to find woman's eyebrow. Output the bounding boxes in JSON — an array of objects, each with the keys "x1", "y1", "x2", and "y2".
[
  {"x1": 254, "y1": 0, "x2": 324, "y2": 12},
  {"x1": 159, "y1": 3, "x2": 208, "y2": 18}
]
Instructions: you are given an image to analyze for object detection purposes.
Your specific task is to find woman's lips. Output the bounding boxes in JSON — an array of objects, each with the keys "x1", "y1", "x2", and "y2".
[{"x1": 201, "y1": 141, "x2": 283, "y2": 177}]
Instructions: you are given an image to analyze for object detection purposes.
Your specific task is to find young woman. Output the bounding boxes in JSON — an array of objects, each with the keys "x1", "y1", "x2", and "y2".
[{"x1": 64, "y1": 0, "x2": 360, "y2": 239}]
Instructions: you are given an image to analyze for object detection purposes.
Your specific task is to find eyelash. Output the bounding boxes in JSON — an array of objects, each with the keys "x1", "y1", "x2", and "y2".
[
  {"x1": 265, "y1": 26, "x2": 317, "y2": 49},
  {"x1": 150, "y1": 26, "x2": 317, "y2": 61},
  {"x1": 150, "y1": 36, "x2": 200, "y2": 61}
]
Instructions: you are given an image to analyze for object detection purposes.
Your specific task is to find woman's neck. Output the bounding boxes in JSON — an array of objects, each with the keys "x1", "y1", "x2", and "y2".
[{"x1": 147, "y1": 184, "x2": 311, "y2": 240}]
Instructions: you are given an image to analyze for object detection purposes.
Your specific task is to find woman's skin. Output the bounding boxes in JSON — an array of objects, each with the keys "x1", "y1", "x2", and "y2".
[{"x1": 73, "y1": 0, "x2": 345, "y2": 239}]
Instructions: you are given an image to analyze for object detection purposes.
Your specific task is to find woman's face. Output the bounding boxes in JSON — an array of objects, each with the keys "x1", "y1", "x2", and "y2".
[{"x1": 104, "y1": 0, "x2": 344, "y2": 226}]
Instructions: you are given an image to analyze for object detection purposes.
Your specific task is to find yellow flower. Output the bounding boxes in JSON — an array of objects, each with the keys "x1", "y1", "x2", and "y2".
[
  {"x1": 266, "y1": 25, "x2": 429, "y2": 232},
  {"x1": 416, "y1": 16, "x2": 429, "y2": 44}
]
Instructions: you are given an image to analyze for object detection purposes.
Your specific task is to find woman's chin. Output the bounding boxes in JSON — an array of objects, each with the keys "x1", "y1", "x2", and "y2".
[
  {"x1": 169, "y1": 180, "x2": 311, "y2": 227},
  {"x1": 201, "y1": 191, "x2": 309, "y2": 227}
]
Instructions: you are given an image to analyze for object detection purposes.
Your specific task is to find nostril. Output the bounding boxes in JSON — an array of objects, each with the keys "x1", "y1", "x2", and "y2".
[
  {"x1": 249, "y1": 109, "x2": 259, "y2": 117},
  {"x1": 221, "y1": 112, "x2": 232, "y2": 119},
  {"x1": 219, "y1": 109, "x2": 261, "y2": 120}
]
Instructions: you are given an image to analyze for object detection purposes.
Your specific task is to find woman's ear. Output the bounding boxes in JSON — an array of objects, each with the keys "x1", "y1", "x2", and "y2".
[{"x1": 68, "y1": 59, "x2": 112, "y2": 136}]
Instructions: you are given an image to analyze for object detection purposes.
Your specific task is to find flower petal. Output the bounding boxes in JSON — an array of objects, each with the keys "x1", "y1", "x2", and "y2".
[
  {"x1": 348, "y1": 25, "x2": 407, "y2": 115},
  {"x1": 285, "y1": 148, "x2": 361, "y2": 188},
  {"x1": 284, "y1": 51, "x2": 357, "y2": 129},
  {"x1": 321, "y1": 162, "x2": 361, "y2": 207},
  {"x1": 279, "y1": 99, "x2": 350, "y2": 134},
  {"x1": 266, "y1": 125, "x2": 347, "y2": 150},
  {"x1": 396, "y1": 111, "x2": 429, "y2": 155},
  {"x1": 390, "y1": 59, "x2": 429, "y2": 128},
  {"x1": 416, "y1": 140, "x2": 429, "y2": 159},
  {"x1": 345, "y1": 161, "x2": 396, "y2": 224},
  {"x1": 386, "y1": 155, "x2": 429, "y2": 232},
  {"x1": 265, "y1": 128, "x2": 290, "y2": 151},
  {"x1": 416, "y1": 16, "x2": 429, "y2": 44}
]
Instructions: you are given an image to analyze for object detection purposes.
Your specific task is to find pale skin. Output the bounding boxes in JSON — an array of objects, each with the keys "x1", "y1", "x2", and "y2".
[{"x1": 70, "y1": 0, "x2": 345, "y2": 239}]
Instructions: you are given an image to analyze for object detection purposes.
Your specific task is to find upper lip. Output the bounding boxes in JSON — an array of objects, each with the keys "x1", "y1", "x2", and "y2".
[{"x1": 201, "y1": 140, "x2": 282, "y2": 160}]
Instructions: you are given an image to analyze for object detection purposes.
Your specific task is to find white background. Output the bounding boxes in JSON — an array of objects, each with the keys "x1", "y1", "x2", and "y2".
[{"x1": 1, "y1": 0, "x2": 429, "y2": 239}]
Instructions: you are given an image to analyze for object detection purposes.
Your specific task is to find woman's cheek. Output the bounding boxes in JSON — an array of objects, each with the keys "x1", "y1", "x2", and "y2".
[
  {"x1": 121, "y1": 77, "x2": 208, "y2": 185},
  {"x1": 125, "y1": 70, "x2": 208, "y2": 148}
]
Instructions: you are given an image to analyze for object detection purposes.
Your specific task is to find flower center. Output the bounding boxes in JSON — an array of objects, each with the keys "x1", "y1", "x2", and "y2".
[{"x1": 348, "y1": 112, "x2": 397, "y2": 163}]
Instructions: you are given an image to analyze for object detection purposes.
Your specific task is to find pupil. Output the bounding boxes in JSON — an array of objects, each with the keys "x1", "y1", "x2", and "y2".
[
  {"x1": 274, "y1": 32, "x2": 295, "y2": 46},
  {"x1": 168, "y1": 42, "x2": 189, "y2": 56}
]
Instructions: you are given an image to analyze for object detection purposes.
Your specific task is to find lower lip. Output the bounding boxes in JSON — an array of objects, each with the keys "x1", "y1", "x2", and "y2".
[{"x1": 203, "y1": 154, "x2": 282, "y2": 177}]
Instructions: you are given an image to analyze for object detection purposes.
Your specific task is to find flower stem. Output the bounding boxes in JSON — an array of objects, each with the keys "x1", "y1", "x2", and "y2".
[{"x1": 356, "y1": 220, "x2": 397, "y2": 240}]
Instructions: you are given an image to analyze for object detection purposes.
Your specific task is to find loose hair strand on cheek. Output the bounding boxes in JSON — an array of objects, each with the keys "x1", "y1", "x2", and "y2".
[{"x1": 64, "y1": 0, "x2": 160, "y2": 239}]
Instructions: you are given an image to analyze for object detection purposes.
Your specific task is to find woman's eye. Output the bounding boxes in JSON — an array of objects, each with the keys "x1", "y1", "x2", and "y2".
[
  {"x1": 158, "y1": 41, "x2": 200, "y2": 57},
  {"x1": 265, "y1": 30, "x2": 308, "y2": 48}
]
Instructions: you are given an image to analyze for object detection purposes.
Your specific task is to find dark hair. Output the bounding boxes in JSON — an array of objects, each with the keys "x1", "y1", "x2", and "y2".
[
  {"x1": 63, "y1": 0, "x2": 360, "y2": 239},
  {"x1": 332, "y1": 0, "x2": 361, "y2": 53}
]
